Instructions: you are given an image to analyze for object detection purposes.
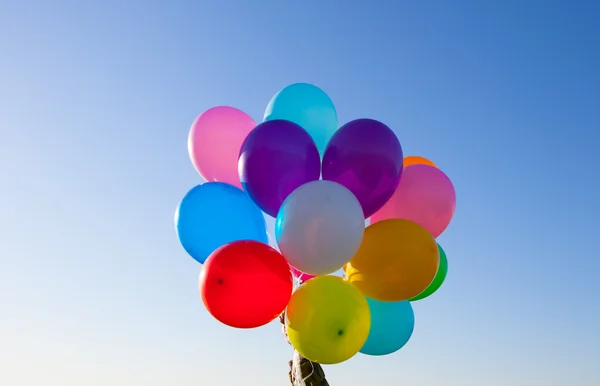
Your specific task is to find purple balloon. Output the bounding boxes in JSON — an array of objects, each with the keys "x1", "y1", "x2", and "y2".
[
  {"x1": 239, "y1": 119, "x2": 321, "y2": 217},
  {"x1": 322, "y1": 118, "x2": 403, "y2": 218}
]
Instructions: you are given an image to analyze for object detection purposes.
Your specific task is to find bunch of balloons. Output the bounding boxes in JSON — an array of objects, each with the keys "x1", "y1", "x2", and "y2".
[{"x1": 175, "y1": 83, "x2": 456, "y2": 365}]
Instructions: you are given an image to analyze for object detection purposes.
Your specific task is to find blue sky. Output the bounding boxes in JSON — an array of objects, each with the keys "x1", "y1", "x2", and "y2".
[{"x1": 1, "y1": 1, "x2": 599, "y2": 385}]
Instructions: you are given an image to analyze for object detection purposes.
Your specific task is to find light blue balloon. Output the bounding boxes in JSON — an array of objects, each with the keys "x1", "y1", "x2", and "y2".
[
  {"x1": 360, "y1": 298, "x2": 415, "y2": 356},
  {"x1": 264, "y1": 83, "x2": 338, "y2": 156},
  {"x1": 175, "y1": 182, "x2": 268, "y2": 264}
]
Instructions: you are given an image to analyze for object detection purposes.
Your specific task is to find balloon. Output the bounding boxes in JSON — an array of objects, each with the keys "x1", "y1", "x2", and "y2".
[
  {"x1": 188, "y1": 106, "x2": 256, "y2": 188},
  {"x1": 289, "y1": 266, "x2": 316, "y2": 282},
  {"x1": 403, "y1": 155, "x2": 437, "y2": 168},
  {"x1": 370, "y1": 164, "x2": 456, "y2": 238},
  {"x1": 175, "y1": 182, "x2": 268, "y2": 264},
  {"x1": 199, "y1": 241, "x2": 293, "y2": 328},
  {"x1": 410, "y1": 243, "x2": 448, "y2": 301},
  {"x1": 238, "y1": 119, "x2": 321, "y2": 217},
  {"x1": 264, "y1": 83, "x2": 338, "y2": 156},
  {"x1": 360, "y1": 299, "x2": 414, "y2": 356},
  {"x1": 322, "y1": 118, "x2": 403, "y2": 218},
  {"x1": 345, "y1": 219, "x2": 439, "y2": 302},
  {"x1": 275, "y1": 180, "x2": 365, "y2": 275},
  {"x1": 286, "y1": 276, "x2": 371, "y2": 364}
]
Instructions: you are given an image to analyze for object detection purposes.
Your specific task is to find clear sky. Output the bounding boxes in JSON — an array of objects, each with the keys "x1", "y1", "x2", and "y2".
[{"x1": 1, "y1": 1, "x2": 599, "y2": 385}]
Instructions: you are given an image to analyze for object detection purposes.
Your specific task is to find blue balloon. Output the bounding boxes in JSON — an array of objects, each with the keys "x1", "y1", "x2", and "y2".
[
  {"x1": 360, "y1": 298, "x2": 415, "y2": 356},
  {"x1": 175, "y1": 182, "x2": 268, "y2": 264},
  {"x1": 264, "y1": 83, "x2": 338, "y2": 156}
]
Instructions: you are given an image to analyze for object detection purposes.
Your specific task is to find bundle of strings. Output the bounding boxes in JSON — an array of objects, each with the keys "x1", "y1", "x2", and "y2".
[
  {"x1": 281, "y1": 276, "x2": 329, "y2": 386},
  {"x1": 282, "y1": 322, "x2": 319, "y2": 385}
]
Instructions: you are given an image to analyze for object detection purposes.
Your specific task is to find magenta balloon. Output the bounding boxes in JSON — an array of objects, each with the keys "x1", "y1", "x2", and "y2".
[
  {"x1": 371, "y1": 164, "x2": 456, "y2": 238},
  {"x1": 322, "y1": 119, "x2": 403, "y2": 218},
  {"x1": 290, "y1": 266, "x2": 316, "y2": 282},
  {"x1": 239, "y1": 119, "x2": 321, "y2": 217}
]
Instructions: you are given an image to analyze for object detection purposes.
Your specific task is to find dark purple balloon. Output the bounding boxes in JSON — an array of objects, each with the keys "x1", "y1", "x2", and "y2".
[
  {"x1": 239, "y1": 119, "x2": 321, "y2": 217},
  {"x1": 322, "y1": 119, "x2": 403, "y2": 218}
]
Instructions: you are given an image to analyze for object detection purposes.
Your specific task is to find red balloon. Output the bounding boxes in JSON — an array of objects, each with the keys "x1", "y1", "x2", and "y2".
[{"x1": 199, "y1": 240, "x2": 293, "y2": 328}]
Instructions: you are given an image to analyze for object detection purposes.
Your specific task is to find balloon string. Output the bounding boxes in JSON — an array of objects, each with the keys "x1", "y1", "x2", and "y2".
[
  {"x1": 292, "y1": 350, "x2": 303, "y2": 385},
  {"x1": 292, "y1": 349, "x2": 317, "y2": 386},
  {"x1": 281, "y1": 314, "x2": 303, "y2": 385},
  {"x1": 288, "y1": 274, "x2": 314, "y2": 385}
]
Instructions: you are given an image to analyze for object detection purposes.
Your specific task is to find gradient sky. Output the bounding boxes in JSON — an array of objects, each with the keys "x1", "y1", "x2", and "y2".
[{"x1": 1, "y1": 1, "x2": 599, "y2": 385}]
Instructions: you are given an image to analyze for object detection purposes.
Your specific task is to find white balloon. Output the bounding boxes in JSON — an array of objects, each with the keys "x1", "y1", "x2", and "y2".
[{"x1": 275, "y1": 180, "x2": 365, "y2": 275}]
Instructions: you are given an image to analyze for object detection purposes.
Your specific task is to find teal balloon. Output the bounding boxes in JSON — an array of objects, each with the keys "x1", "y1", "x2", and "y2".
[
  {"x1": 360, "y1": 298, "x2": 414, "y2": 356},
  {"x1": 175, "y1": 182, "x2": 268, "y2": 264},
  {"x1": 264, "y1": 83, "x2": 338, "y2": 155}
]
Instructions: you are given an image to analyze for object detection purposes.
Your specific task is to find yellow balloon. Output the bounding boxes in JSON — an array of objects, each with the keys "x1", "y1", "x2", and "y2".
[
  {"x1": 286, "y1": 276, "x2": 371, "y2": 364},
  {"x1": 345, "y1": 219, "x2": 439, "y2": 302}
]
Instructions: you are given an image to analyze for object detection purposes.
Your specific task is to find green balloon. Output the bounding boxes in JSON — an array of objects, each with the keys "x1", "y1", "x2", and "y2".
[{"x1": 410, "y1": 244, "x2": 448, "y2": 301}]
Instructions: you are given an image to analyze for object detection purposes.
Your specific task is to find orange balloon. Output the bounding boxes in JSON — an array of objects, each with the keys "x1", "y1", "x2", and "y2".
[
  {"x1": 403, "y1": 156, "x2": 437, "y2": 168},
  {"x1": 344, "y1": 219, "x2": 439, "y2": 302}
]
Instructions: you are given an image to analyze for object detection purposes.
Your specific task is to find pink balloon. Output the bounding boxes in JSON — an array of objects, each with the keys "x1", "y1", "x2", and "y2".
[
  {"x1": 290, "y1": 266, "x2": 316, "y2": 282},
  {"x1": 188, "y1": 106, "x2": 256, "y2": 188},
  {"x1": 370, "y1": 164, "x2": 456, "y2": 238}
]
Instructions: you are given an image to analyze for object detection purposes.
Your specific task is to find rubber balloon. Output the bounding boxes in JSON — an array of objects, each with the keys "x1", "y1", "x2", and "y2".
[
  {"x1": 175, "y1": 182, "x2": 268, "y2": 264},
  {"x1": 410, "y1": 243, "x2": 448, "y2": 301},
  {"x1": 239, "y1": 119, "x2": 321, "y2": 217},
  {"x1": 403, "y1": 155, "x2": 437, "y2": 168},
  {"x1": 345, "y1": 219, "x2": 439, "y2": 302},
  {"x1": 200, "y1": 241, "x2": 293, "y2": 328},
  {"x1": 276, "y1": 180, "x2": 365, "y2": 275},
  {"x1": 286, "y1": 276, "x2": 371, "y2": 364},
  {"x1": 264, "y1": 83, "x2": 338, "y2": 156},
  {"x1": 322, "y1": 118, "x2": 403, "y2": 218},
  {"x1": 360, "y1": 299, "x2": 414, "y2": 356},
  {"x1": 289, "y1": 266, "x2": 316, "y2": 282},
  {"x1": 188, "y1": 106, "x2": 256, "y2": 188},
  {"x1": 370, "y1": 164, "x2": 456, "y2": 238}
]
